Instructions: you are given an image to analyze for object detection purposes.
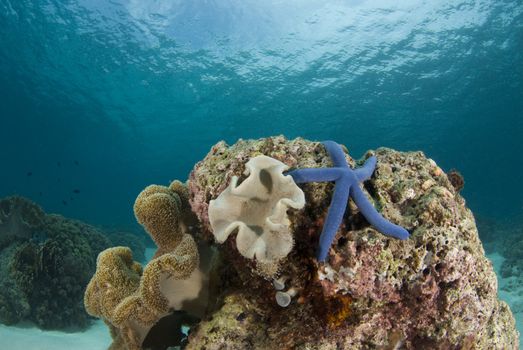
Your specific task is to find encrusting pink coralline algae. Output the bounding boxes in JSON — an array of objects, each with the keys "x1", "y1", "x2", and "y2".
[{"x1": 186, "y1": 136, "x2": 518, "y2": 349}]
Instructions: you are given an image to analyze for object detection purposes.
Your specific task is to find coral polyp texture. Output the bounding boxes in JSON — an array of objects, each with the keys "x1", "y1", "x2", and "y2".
[
  {"x1": 208, "y1": 155, "x2": 305, "y2": 276},
  {"x1": 84, "y1": 181, "x2": 213, "y2": 350},
  {"x1": 187, "y1": 136, "x2": 518, "y2": 349}
]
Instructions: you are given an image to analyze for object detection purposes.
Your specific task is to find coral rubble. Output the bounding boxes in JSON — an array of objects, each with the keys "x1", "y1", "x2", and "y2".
[
  {"x1": 186, "y1": 136, "x2": 518, "y2": 349},
  {"x1": 0, "y1": 196, "x2": 113, "y2": 329}
]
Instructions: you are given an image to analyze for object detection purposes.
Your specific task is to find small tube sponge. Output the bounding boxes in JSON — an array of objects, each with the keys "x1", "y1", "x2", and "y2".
[
  {"x1": 208, "y1": 155, "x2": 305, "y2": 267},
  {"x1": 275, "y1": 288, "x2": 297, "y2": 308}
]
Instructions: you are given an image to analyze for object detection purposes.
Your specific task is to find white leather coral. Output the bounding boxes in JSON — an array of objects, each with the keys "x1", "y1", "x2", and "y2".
[{"x1": 208, "y1": 155, "x2": 305, "y2": 265}]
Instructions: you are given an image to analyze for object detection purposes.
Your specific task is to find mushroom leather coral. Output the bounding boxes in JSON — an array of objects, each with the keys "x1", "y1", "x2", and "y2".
[
  {"x1": 134, "y1": 181, "x2": 188, "y2": 257},
  {"x1": 84, "y1": 181, "x2": 204, "y2": 350},
  {"x1": 84, "y1": 246, "x2": 142, "y2": 324},
  {"x1": 208, "y1": 155, "x2": 305, "y2": 276}
]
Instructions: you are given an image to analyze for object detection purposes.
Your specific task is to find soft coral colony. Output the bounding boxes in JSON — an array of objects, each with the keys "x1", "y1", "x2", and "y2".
[{"x1": 84, "y1": 136, "x2": 519, "y2": 350}]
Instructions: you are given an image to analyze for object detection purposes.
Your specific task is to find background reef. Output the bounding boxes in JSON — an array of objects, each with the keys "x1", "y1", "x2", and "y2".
[{"x1": 0, "y1": 196, "x2": 146, "y2": 330}]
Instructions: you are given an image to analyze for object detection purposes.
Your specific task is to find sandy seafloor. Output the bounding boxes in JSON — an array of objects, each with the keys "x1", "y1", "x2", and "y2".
[
  {"x1": 489, "y1": 252, "x2": 523, "y2": 344},
  {"x1": 0, "y1": 248, "x2": 521, "y2": 350}
]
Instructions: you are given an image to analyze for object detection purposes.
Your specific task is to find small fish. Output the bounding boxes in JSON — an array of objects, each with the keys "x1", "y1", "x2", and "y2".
[
  {"x1": 62, "y1": 200, "x2": 67, "y2": 205},
  {"x1": 70, "y1": 196, "x2": 74, "y2": 201},
  {"x1": 73, "y1": 189, "x2": 80, "y2": 194},
  {"x1": 57, "y1": 161, "x2": 61, "y2": 167},
  {"x1": 27, "y1": 172, "x2": 32, "y2": 176},
  {"x1": 74, "y1": 160, "x2": 79, "y2": 166},
  {"x1": 39, "y1": 192, "x2": 43, "y2": 196}
]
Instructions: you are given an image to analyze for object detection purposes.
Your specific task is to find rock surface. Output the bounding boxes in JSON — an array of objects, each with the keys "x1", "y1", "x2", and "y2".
[{"x1": 187, "y1": 136, "x2": 519, "y2": 349}]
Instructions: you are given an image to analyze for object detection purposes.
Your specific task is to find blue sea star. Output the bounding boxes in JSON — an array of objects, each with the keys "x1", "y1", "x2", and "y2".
[{"x1": 286, "y1": 141, "x2": 409, "y2": 262}]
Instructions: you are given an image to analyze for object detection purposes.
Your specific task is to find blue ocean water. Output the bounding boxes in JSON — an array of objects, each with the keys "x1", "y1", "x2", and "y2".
[
  {"x1": 1, "y1": 0, "x2": 521, "y2": 227},
  {"x1": 0, "y1": 0, "x2": 522, "y2": 348}
]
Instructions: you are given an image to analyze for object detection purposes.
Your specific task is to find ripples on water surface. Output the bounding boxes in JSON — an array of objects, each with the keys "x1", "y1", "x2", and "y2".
[{"x1": 1, "y1": 0, "x2": 522, "y2": 224}]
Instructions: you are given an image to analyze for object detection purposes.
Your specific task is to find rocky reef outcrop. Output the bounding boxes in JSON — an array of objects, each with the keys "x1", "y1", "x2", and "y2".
[
  {"x1": 0, "y1": 196, "x2": 146, "y2": 330},
  {"x1": 84, "y1": 136, "x2": 518, "y2": 349},
  {"x1": 186, "y1": 136, "x2": 518, "y2": 349}
]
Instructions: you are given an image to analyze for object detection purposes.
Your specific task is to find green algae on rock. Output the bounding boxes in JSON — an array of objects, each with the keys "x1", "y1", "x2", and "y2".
[{"x1": 187, "y1": 136, "x2": 519, "y2": 349}]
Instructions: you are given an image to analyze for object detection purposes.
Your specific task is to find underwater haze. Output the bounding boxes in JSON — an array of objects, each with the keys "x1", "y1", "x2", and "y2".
[{"x1": 0, "y1": 0, "x2": 522, "y2": 349}]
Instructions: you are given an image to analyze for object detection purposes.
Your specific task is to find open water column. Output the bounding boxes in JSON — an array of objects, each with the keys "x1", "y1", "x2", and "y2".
[{"x1": 0, "y1": 1, "x2": 522, "y2": 349}]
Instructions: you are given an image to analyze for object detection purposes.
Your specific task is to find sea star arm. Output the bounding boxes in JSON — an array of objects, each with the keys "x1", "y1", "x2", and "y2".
[
  {"x1": 286, "y1": 140, "x2": 409, "y2": 262},
  {"x1": 350, "y1": 184, "x2": 410, "y2": 240},
  {"x1": 353, "y1": 156, "x2": 377, "y2": 182},
  {"x1": 286, "y1": 167, "x2": 342, "y2": 183},
  {"x1": 323, "y1": 141, "x2": 348, "y2": 167},
  {"x1": 317, "y1": 176, "x2": 351, "y2": 262}
]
